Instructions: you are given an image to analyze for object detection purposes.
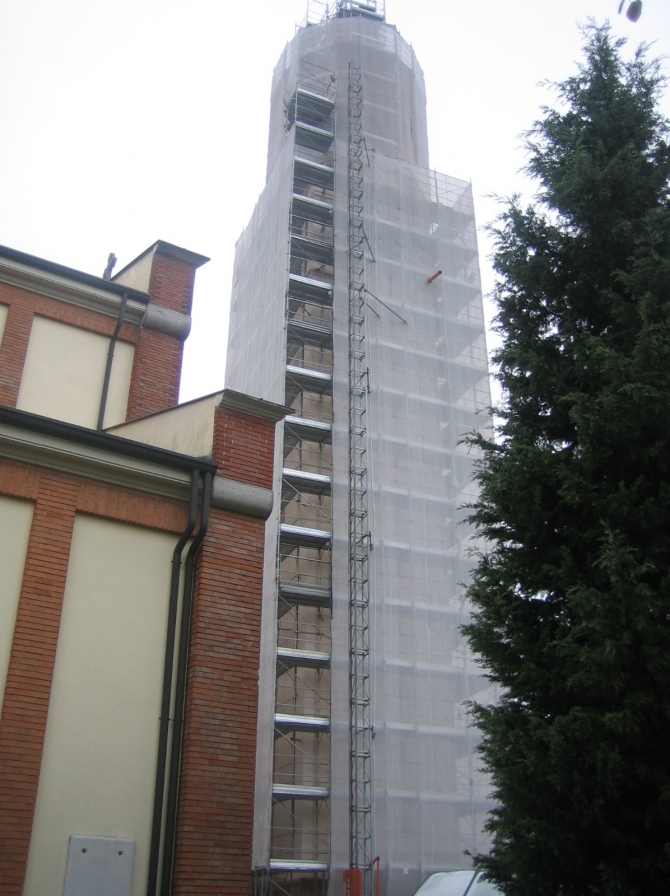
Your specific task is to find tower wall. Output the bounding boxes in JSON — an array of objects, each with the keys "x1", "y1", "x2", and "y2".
[
  {"x1": 226, "y1": 14, "x2": 493, "y2": 896},
  {"x1": 267, "y1": 18, "x2": 429, "y2": 181}
]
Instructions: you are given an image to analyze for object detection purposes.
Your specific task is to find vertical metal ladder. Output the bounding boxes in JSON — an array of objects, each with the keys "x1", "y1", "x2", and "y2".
[{"x1": 347, "y1": 62, "x2": 374, "y2": 896}]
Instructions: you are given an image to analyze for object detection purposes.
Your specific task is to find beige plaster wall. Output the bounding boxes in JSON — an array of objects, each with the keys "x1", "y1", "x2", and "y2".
[
  {"x1": 112, "y1": 250, "x2": 155, "y2": 293},
  {"x1": 0, "y1": 304, "x2": 8, "y2": 347},
  {"x1": 16, "y1": 317, "x2": 134, "y2": 428},
  {"x1": 23, "y1": 515, "x2": 175, "y2": 896},
  {"x1": 0, "y1": 496, "x2": 34, "y2": 717},
  {"x1": 102, "y1": 338, "x2": 135, "y2": 429},
  {"x1": 109, "y1": 391, "x2": 222, "y2": 457}
]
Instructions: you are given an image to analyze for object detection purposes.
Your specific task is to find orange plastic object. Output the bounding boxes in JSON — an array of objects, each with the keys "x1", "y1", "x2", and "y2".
[
  {"x1": 373, "y1": 857, "x2": 381, "y2": 896},
  {"x1": 343, "y1": 868, "x2": 364, "y2": 896}
]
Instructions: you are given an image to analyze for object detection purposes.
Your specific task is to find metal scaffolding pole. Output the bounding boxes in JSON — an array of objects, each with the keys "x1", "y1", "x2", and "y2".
[{"x1": 347, "y1": 62, "x2": 374, "y2": 896}]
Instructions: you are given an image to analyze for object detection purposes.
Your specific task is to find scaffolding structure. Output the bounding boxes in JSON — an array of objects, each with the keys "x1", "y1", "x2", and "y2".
[
  {"x1": 227, "y1": 10, "x2": 494, "y2": 896},
  {"x1": 249, "y1": 64, "x2": 337, "y2": 896},
  {"x1": 304, "y1": 1, "x2": 385, "y2": 26},
  {"x1": 347, "y1": 63, "x2": 374, "y2": 896}
]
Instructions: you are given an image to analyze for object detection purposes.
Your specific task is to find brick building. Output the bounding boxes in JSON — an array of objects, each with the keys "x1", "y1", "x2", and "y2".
[{"x1": 0, "y1": 241, "x2": 286, "y2": 895}]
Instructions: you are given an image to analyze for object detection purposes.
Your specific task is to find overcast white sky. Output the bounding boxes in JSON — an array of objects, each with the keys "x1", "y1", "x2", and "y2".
[{"x1": 1, "y1": 0, "x2": 669, "y2": 402}]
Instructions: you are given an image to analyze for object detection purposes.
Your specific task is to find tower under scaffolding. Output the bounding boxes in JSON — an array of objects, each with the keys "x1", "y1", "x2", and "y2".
[{"x1": 226, "y1": 6, "x2": 494, "y2": 895}]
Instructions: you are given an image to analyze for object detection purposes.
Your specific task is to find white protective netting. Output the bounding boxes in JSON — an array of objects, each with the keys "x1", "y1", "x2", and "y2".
[{"x1": 226, "y1": 13, "x2": 495, "y2": 896}]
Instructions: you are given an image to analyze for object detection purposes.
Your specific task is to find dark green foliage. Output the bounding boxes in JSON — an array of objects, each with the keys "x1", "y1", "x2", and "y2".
[{"x1": 464, "y1": 23, "x2": 670, "y2": 896}]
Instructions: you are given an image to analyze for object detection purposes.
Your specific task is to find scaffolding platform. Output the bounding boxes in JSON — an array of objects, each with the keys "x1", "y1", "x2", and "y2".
[
  {"x1": 285, "y1": 365, "x2": 332, "y2": 394},
  {"x1": 280, "y1": 523, "x2": 331, "y2": 547},
  {"x1": 277, "y1": 647, "x2": 331, "y2": 671},
  {"x1": 268, "y1": 860, "x2": 330, "y2": 873},
  {"x1": 292, "y1": 193, "x2": 333, "y2": 224},
  {"x1": 290, "y1": 235, "x2": 333, "y2": 266},
  {"x1": 294, "y1": 157, "x2": 334, "y2": 187},
  {"x1": 284, "y1": 416, "x2": 332, "y2": 442},
  {"x1": 282, "y1": 469, "x2": 331, "y2": 494},
  {"x1": 287, "y1": 273, "x2": 333, "y2": 304},
  {"x1": 272, "y1": 784, "x2": 330, "y2": 802},
  {"x1": 278, "y1": 583, "x2": 332, "y2": 620},
  {"x1": 294, "y1": 121, "x2": 335, "y2": 154},
  {"x1": 287, "y1": 87, "x2": 335, "y2": 127},
  {"x1": 287, "y1": 320, "x2": 333, "y2": 350},
  {"x1": 275, "y1": 713, "x2": 330, "y2": 734}
]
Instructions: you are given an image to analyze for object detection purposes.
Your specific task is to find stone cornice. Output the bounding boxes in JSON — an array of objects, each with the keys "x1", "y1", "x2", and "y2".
[
  {"x1": 0, "y1": 408, "x2": 217, "y2": 501},
  {"x1": 0, "y1": 246, "x2": 149, "y2": 324},
  {"x1": 219, "y1": 389, "x2": 291, "y2": 423},
  {"x1": 210, "y1": 476, "x2": 274, "y2": 520}
]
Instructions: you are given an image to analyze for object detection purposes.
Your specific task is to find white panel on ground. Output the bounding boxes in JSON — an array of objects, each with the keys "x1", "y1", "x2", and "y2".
[{"x1": 63, "y1": 836, "x2": 135, "y2": 896}]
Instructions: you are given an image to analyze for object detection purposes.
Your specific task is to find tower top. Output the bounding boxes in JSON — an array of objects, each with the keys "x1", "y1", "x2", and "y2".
[{"x1": 304, "y1": 0, "x2": 386, "y2": 27}]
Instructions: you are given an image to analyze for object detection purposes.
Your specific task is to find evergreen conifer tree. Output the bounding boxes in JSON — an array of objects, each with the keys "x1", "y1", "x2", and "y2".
[{"x1": 464, "y1": 22, "x2": 670, "y2": 895}]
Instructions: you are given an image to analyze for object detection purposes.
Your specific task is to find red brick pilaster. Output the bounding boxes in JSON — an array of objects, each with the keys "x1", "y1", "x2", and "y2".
[
  {"x1": 147, "y1": 252, "x2": 197, "y2": 317},
  {"x1": 0, "y1": 292, "x2": 36, "y2": 407},
  {"x1": 173, "y1": 507, "x2": 266, "y2": 895},
  {"x1": 0, "y1": 474, "x2": 78, "y2": 894},
  {"x1": 125, "y1": 251, "x2": 200, "y2": 421},
  {"x1": 125, "y1": 329, "x2": 183, "y2": 420},
  {"x1": 173, "y1": 401, "x2": 279, "y2": 893},
  {"x1": 213, "y1": 406, "x2": 276, "y2": 488}
]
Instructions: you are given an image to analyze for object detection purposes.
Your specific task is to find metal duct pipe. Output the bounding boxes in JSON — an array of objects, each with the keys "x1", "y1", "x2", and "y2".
[
  {"x1": 97, "y1": 291, "x2": 128, "y2": 430},
  {"x1": 159, "y1": 471, "x2": 213, "y2": 895},
  {"x1": 146, "y1": 470, "x2": 200, "y2": 896}
]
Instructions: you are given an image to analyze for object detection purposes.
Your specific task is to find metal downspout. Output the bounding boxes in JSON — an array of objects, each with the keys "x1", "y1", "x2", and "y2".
[
  {"x1": 159, "y1": 471, "x2": 213, "y2": 896},
  {"x1": 97, "y1": 291, "x2": 128, "y2": 430},
  {"x1": 147, "y1": 470, "x2": 200, "y2": 896}
]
